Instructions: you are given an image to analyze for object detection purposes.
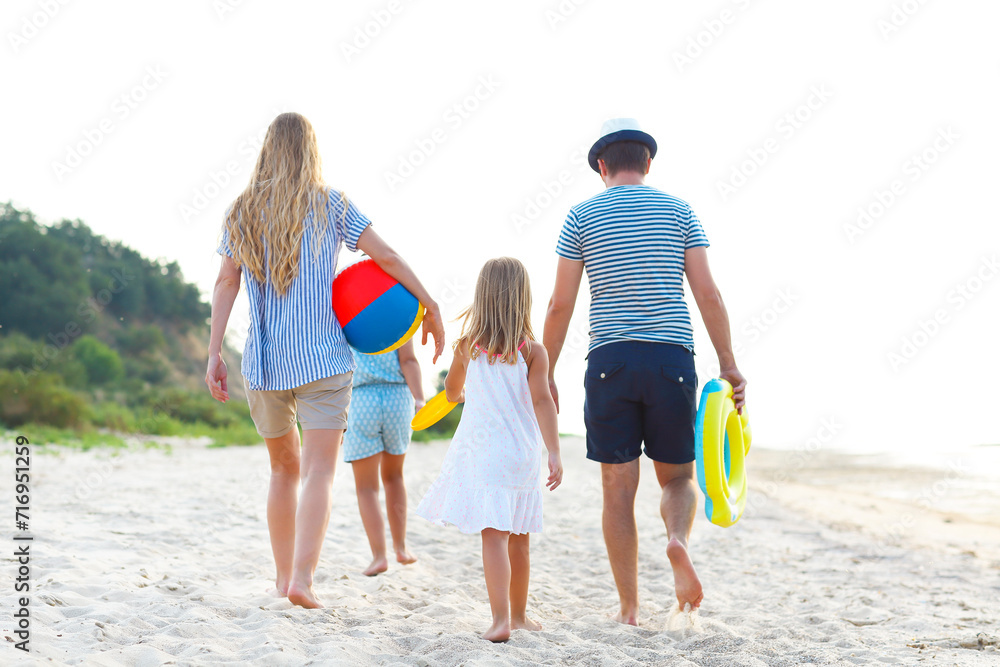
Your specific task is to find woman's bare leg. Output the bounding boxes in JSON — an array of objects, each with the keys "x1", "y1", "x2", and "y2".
[
  {"x1": 286, "y1": 428, "x2": 342, "y2": 608},
  {"x1": 263, "y1": 428, "x2": 301, "y2": 595}
]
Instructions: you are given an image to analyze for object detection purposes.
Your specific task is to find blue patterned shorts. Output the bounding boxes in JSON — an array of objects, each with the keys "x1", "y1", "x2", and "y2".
[{"x1": 343, "y1": 384, "x2": 414, "y2": 462}]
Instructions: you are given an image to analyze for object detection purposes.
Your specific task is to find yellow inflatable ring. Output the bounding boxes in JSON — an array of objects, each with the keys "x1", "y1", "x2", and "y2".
[{"x1": 694, "y1": 378, "x2": 752, "y2": 527}]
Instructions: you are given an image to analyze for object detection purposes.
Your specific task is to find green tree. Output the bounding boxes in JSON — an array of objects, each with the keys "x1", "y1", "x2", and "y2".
[{"x1": 72, "y1": 335, "x2": 124, "y2": 386}]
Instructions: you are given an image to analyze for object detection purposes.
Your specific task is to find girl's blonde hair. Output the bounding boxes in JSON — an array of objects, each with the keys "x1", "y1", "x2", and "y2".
[
  {"x1": 456, "y1": 257, "x2": 535, "y2": 364},
  {"x1": 221, "y1": 112, "x2": 347, "y2": 296}
]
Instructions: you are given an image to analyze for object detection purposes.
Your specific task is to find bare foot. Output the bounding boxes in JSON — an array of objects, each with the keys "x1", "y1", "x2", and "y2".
[
  {"x1": 482, "y1": 619, "x2": 511, "y2": 642},
  {"x1": 612, "y1": 610, "x2": 638, "y2": 626},
  {"x1": 511, "y1": 616, "x2": 542, "y2": 631},
  {"x1": 395, "y1": 548, "x2": 417, "y2": 565},
  {"x1": 287, "y1": 581, "x2": 323, "y2": 609},
  {"x1": 272, "y1": 577, "x2": 290, "y2": 597},
  {"x1": 363, "y1": 556, "x2": 389, "y2": 577},
  {"x1": 666, "y1": 538, "x2": 703, "y2": 609}
]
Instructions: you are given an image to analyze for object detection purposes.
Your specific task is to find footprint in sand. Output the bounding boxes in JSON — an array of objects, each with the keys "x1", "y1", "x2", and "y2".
[{"x1": 666, "y1": 603, "x2": 703, "y2": 637}]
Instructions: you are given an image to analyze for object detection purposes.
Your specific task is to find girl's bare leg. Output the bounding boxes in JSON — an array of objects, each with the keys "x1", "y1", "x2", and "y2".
[
  {"x1": 263, "y1": 428, "x2": 301, "y2": 596},
  {"x1": 481, "y1": 528, "x2": 512, "y2": 642},
  {"x1": 381, "y1": 453, "x2": 416, "y2": 564},
  {"x1": 508, "y1": 533, "x2": 541, "y2": 630},
  {"x1": 287, "y1": 428, "x2": 343, "y2": 609},
  {"x1": 352, "y1": 453, "x2": 389, "y2": 576}
]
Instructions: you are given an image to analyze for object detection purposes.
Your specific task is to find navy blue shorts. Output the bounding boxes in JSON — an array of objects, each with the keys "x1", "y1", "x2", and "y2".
[{"x1": 584, "y1": 341, "x2": 698, "y2": 465}]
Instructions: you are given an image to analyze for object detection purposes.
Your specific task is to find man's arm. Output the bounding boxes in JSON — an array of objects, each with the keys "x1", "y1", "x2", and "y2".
[
  {"x1": 685, "y1": 246, "x2": 747, "y2": 411},
  {"x1": 542, "y1": 257, "x2": 585, "y2": 412}
]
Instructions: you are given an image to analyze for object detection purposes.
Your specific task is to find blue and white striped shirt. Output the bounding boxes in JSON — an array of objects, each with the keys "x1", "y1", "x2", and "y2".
[
  {"x1": 556, "y1": 185, "x2": 709, "y2": 354},
  {"x1": 218, "y1": 188, "x2": 371, "y2": 391}
]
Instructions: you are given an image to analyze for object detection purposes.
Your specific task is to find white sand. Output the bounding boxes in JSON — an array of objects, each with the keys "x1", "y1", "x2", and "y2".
[{"x1": 2, "y1": 437, "x2": 999, "y2": 665}]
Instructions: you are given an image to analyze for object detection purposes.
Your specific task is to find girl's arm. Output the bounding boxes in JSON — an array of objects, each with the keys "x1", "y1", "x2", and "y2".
[
  {"x1": 525, "y1": 341, "x2": 563, "y2": 490},
  {"x1": 397, "y1": 340, "x2": 425, "y2": 410},
  {"x1": 205, "y1": 256, "x2": 241, "y2": 403},
  {"x1": 356, "y1": 226, "x2": 446, "y2": 363},
  {"x1": 444, "y1": 340, "x2": 469, "y2": 403}
]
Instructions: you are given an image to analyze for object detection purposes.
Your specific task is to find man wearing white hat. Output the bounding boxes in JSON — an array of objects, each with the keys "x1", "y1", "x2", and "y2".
[{"x1": 543, "y1": 118, "x2": 747, "y2": 622}]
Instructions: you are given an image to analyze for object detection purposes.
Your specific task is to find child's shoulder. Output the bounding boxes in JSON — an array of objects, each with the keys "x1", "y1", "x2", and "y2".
[
  {"x1": 452, "y1": 337, "x2": 472, "y2": 359},
  {"x1": 521, "y1": 339, "x2": 548, "y2": 363}
]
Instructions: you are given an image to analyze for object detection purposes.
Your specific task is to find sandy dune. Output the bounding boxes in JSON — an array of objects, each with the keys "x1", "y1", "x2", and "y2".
[{"x1": 2, "y1": 436, "x2": 998, "y2": 665}]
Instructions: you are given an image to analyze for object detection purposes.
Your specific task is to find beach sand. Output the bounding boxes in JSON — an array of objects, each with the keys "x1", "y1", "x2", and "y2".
[{"x1": 2, "y1": 436, "x2": 998, "y2": 665}]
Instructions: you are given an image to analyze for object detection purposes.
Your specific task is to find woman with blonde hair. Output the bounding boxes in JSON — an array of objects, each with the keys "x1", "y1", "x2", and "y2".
[
  {"x1": 416, "y1": 257, "x2": 562, "y2": 641},
  {"x1": 205, "y1": 112, "x2": 444, "y2": 609}
]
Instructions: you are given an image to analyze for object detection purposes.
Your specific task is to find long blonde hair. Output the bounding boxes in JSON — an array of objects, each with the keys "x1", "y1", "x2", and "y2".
[
  {"x1": 221, "y1": 112, "x2": 346, "y2": 295},
  {"x1": 457, "y1": 257, "x2": 535, "y2": 364}
]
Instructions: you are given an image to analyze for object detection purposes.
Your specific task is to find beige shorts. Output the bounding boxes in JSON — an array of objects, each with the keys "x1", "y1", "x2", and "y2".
[{"x1": 246, "y1": 372, "x2": 353, "y2": 438}]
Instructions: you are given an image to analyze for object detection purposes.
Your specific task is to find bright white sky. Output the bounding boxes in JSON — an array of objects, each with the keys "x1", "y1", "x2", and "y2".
[{"x1": 2, "y1": 0, "x2": 998, "y2": 455}]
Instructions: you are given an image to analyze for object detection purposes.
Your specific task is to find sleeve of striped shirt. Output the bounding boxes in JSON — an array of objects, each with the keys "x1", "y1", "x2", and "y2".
[
  {"x1": 684, "y1": 205, "x2": 710, "y2": 249},
  {"x1": 216, "y1": 220, "x2": 233, "y2": 258},
  {"x1": 555, "y1": 209, "x2": 584, "y2": 261},
  {"x1": 331, "y1": 190, "x2": 373, "y2": 253}
]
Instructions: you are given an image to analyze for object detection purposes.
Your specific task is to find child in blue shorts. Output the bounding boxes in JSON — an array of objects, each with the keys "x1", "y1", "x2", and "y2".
[{"x1": 345, "y1": 339, "x2": 425, "y2": 575}]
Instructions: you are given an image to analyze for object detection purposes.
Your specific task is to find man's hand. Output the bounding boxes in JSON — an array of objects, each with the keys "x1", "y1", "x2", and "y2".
[
  {"x1": 548, "y1": 378, "x2": 560, "y2": 414},
  {"x1": 421, "y1": 304, "x2": 446, "y2": 363},
  {"x1": 720, "y1": 367, "x2": 747, "y2": 413},
  {"x1": 205, "y1": 353, "x2": 229, "y2": 403}
]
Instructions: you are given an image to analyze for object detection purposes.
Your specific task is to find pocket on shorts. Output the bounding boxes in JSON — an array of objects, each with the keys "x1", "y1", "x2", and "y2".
[
  {"x1": 586, "y1": 363, "x2": 624, "y2": 385},
  {"x1": 661, "y1": 365, "x2": 697, "y2": 403}
]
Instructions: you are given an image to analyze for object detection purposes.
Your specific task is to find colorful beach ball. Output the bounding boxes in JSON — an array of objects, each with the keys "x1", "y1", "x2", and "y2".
[{"x1": 331, "y1": 259, "x2": 424, "y2": 355}]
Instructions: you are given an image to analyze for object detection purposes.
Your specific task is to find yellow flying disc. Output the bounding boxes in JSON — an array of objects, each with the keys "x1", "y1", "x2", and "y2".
[{"x1": 411, "y1": 390, "x2": 459, "y2": 431}]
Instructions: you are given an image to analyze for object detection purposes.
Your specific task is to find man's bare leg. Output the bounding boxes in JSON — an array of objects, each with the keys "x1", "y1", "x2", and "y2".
[
  {"x1": 601, "y1": 460, "x2": 640, "y2": 625},
  {"x1": 653, "y1": 461, "x2": 702, "y2": 609}
]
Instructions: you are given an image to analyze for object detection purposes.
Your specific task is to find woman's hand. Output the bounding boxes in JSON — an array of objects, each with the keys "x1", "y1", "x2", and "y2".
[
  {"x1": 546, "y1": 452, "x2": 563, "y2": 491},
  {"x1": 205, "y1": 353, "x2": 229, "y2": 402},
  {"x1": 421, "y1": 303, "x2": 446, "y2": 363}
]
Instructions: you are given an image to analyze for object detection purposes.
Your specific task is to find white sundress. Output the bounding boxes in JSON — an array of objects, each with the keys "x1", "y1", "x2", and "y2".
[{"x1": 416, "y1": 346, "x2": 545, "y2": 535}]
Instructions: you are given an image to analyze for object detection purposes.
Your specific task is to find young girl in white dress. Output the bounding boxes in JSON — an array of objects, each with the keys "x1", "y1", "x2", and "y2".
[{"x1": 416, "y1": 257, "x2": 563, "y2": 643}]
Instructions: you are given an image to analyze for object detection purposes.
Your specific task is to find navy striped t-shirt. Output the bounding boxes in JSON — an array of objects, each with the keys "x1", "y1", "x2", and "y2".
[
  {"x1": 218, "y1": 188, "x2": 371, "y2": 391},
  {"x1": 556, "y1": 185, "x2": 709, "y2": 354}
]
